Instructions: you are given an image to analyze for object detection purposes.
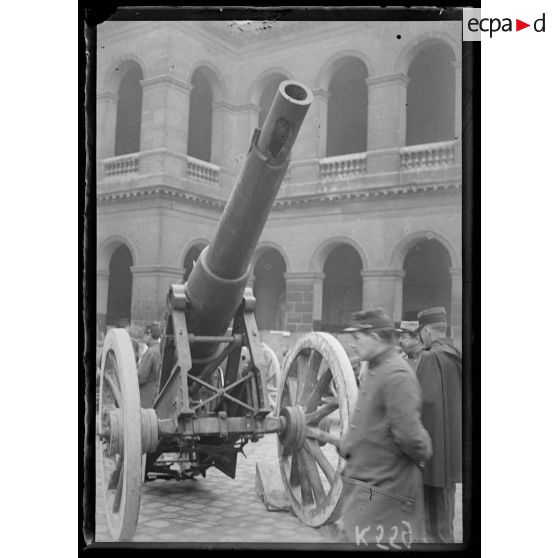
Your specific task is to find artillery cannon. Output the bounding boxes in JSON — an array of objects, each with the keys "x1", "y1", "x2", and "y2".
[{"x1": 98, "y1": 80, "x2": 359, "y2": 540}]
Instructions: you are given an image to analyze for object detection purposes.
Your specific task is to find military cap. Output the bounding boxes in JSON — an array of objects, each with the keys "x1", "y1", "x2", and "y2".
[
  {"x1": 396, "y1": 320, "x2": 419, "y2": 333},
  {"x1": 417, "y1": 307, "x2": 447, "y2": 327},
  {"x1": 343, "y1": 308, "x2": 395, "y2": 333},
  {"x1": 145, "y1": 322, "x2": 162, "y2": 339}
]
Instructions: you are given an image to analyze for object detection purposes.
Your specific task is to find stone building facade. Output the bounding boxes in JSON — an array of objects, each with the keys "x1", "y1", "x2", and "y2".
[{"x1": 96, "y1": 20, "x2": 463, "y2": 348}]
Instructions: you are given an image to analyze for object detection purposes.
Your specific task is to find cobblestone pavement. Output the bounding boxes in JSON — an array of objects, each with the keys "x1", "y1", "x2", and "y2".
[
  {"x1": 95, "y1": 432, "x2": 463, "y2": 546},
  {"x1": 95, "y1": 433, "x2": 344, "y2": 544}
]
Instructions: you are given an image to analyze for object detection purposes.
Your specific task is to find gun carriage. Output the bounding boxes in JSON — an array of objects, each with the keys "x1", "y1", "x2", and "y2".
[{"x1": 98, "y1": 81, "x2": 359, "y2": 541}]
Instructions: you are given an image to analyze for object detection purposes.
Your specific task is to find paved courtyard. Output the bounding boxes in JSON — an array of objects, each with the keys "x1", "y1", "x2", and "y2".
[{"x1": 95, "y1": 431, "x2": 462, "y2": 546}]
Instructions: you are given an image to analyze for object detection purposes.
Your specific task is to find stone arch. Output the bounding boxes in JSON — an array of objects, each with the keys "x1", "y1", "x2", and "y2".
[
  {"x1": 180, "y1": 238, "x2": 210, "y2": 282},
  {"x1": 98, "y1": 235, "x2": 138, "y2": 273},
  {"x1": 252, "y1": 246, "x2": 288, "y2": 331},
  {"x1": 315, "y1": 50, "x2": 374, "y2": 91},
  {"x1": 389, "y1": 230, "x2": 459, "y2": 271},
  {"x1": 247, "y1": 67, "x2": 294, "y2": 106},
  {"x1": 103, "y1": 54, "x2": 149, "y2": 96},
  {"x1": 309, "y1": 236, "x2": 369, "y2": 274},
  {"x1": 186, "y1": 61, "x2": 228, "y2": 103},
  {"x1": 394, "y1": 32, "x2": 459, "y2": 76},
  {"x1": 179, "y1": 238, "x2": 210, "y2": 269},
  {"x1": 251, "y1": 241, "x2": 292, "y2": 275}
]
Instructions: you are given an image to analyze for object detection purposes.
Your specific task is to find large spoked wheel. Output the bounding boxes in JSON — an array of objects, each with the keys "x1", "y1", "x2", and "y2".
[
  {"x1": 261, "y1": 342, "x2": 281, "y2": 413},
  {"x1": 276, "y1": 332, "x2": 358, "y2": 527},
  {"x1": 98, "y1": 328, "x2": 142, "y2": 541}
]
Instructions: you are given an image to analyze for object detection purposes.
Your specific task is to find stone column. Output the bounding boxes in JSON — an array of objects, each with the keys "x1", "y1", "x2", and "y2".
[
  {"x1": 289, "y1": 88, "x2": 328, "y2": 184},
  {"x1": 138, "y1": 75, "x2": 192, "y2": 176},
  {"x1": 211, "y1": 100, "x2": 235, "y2": 169},
  {"x1": 130, "y1": 265, "x2": 185, "y2": 325},
  {"x1": 222, "y1": 102, "x2": 259, "y2": 190},
  {"x1": 311, "y1": 273, "x2": 325, "y2": 330},
  {"x1": 366, "y1": 74, "x2": 409, "y2": 174},
  {"x1": 96, "y1": 92, "x2": 119, "y2": 180},
  {"x1": 453, "y1": 60, "x2": 462, "y2": 141},
  {"x1": 284, "y1": 272, "x2": 318, "y2": 333},
  {"x1": 96, "y1": 270, "x2": 110, "y2": 335},
  {"x1": 361, "y1": 269, "x2": 406, "y2": 320},
  {"x1": 449, "y1": 267, "x2": 463, "y2": 350}
]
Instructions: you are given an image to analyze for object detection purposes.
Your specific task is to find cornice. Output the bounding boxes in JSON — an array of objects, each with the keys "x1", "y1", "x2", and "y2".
[
  {"x1": 284, "y1": 272, "x2": 325, "y2": 281},
  {"x1": 273, "y1": 182, "x2": 462, "y2": 210},
  {"x1": 130, "y1": 265, "x2": 185, "y2": 276},
  {"x1": 97, "y1": 186, "x2": 226, "y2": 210},
  {"x1": 366, "y1": 73, "x2": 410, "y2": 88},
  {"x1": 97, "y1": 181, "x2": 461, "y2": 210},
  {"x1": 361, "y1": 269, "x2": 406, "y2": 279}
]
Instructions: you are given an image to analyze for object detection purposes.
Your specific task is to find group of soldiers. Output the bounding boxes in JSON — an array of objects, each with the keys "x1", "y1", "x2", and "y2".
[{"x1": 339, "y1": 306, "x2": 462, "y2": 546}]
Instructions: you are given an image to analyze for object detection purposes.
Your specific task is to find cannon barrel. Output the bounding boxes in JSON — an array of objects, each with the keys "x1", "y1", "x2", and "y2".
[{"x1": 176, "y1": 81, "x2": 313, "y2": 359}]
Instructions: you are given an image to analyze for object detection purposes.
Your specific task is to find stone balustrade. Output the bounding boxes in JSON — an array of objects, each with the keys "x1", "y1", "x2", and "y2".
[
  {"x1": 103, "y1": 153, "x2": 139, "y2": 176},
  {"x1": 400, "y1": 140, "x2": 456, "y2": 169},
  {"x1": 186, "y1": 155, "x2": 220, "y2": 185},
  {"x1": 319, "y1": 151, "x2": 367, "y2": 180}
]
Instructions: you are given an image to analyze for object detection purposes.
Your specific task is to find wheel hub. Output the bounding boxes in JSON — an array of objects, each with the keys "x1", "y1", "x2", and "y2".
[
  {"x1": 278, "y1": 405, "x2": 306, "y2": 455},
  {"x1": 102, "y1": 409, "x2": 124, "y2": 456}
]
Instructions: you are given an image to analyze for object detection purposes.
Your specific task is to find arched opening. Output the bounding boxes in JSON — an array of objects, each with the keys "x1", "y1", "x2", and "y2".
[
  {"x1": 403, "y1": 239, "x2": 451, "y2": 325},
  {"x1": 106, "y1": 244, "x2": 133, "y2": 327},
  {"x1": 326, "y1": 59, "x2": 368, "y2": 157},
  {"x1": 187, "y1": 69, "x2": 213, "y2": 162},
  {"x1": 322, "y1": 245, "x2": 363, "y2": 332},
  {"x1": 183, "y1": 245, "x2": 204, "y2": 282},
  {"x1": 114, "y1": 63, "x2": 143, "y2": 156},
  {"x1": 258, "y1": 75, "x2": 288, "y2": 129},
  {"x1": 405, "y1": 42, "x2": 455, "y2": 146},
  {"x1": 253, "y1": 249, "x2": 286, "y2": 330}
]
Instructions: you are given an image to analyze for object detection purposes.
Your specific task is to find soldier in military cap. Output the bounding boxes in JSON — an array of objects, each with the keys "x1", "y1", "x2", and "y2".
[
  {"x1": 397, "y1": 321, "x2": 424, "y2": 372},
  {"x1": 415, "y1": 307, "x2": 462, "y2": 543},
  {"x1": 338, "y1": 308, "x2": 432, "y2": 546},
  {"x1": 137, "y1": 322, "x2": 163, "y2": 409}
]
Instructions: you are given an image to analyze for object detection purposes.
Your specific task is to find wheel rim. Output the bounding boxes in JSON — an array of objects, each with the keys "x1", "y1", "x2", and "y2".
[
  {"x1": 261, "y1": 342, "x2": 280, "y2": 412},
  {"x1": 276, "y1": 332, "x2": 358, "y2": 527},
  {"x1": 98, "y1": 328, "x2": 142, "y2": 541}
]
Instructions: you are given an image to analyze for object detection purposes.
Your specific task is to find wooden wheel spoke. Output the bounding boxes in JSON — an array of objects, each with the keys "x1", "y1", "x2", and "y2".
[
  {"x1": 305, "y1": 366, "x2": 332, "y2": 413},
  {"x1": 301, "y1": 447, "x2": 326, "y2": 503},
  {"x1": 297, "y1": 349, "x2": 322, "y2": 406},
  {"x1": 104, "y1": 369, "x2": 122, "y2": 408},
  {"x1": 289, "y1": 453, "x2": 300, "y2": 487},
  {"x1": 296, "y1": 450, "x2": 314, "y2": 507},
  {"x1": 305, "y1": 425, "x2": 340, "y2": 448},
  {"x1": 286, "y1": 376, "x2": 298, "y2": 406},
  {"x1": 108, "y1": 455, "x2": 123, "y2": 490},
  {"x1": 305, "y1": 399, "x2": 339, "y2": 425},
  {"x1": 304, "y1": 439, "x2": 337, "y2": 486},
  {"x1": 112, "y1": 459, "x2": 125, "y2": 513}
]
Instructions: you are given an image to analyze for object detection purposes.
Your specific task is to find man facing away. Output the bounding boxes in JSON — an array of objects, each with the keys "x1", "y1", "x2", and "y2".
[
  {"x1": 137, "y1": 323, "x2": 162, "y2": 409},
  {"x1": 338, "y1": 308, "x2": 432, "y2": 547},
  {"x1": 415, "y1": 307, "x2": 462, "y2": 543}
]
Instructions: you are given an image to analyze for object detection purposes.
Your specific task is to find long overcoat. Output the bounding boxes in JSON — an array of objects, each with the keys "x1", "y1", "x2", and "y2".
[
  {"x1": 339, "y1": 347, "x2": 432, "y2": 547},
  {"x1": 137, "y1": 340, "x2": 162, "y2": 408},
  {"x1": 415, "y1": 339, "x2": 462, "y2": 488}
]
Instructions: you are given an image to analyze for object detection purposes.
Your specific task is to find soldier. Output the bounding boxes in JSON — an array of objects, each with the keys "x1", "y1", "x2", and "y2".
[
  {"x1": 397, "y1": 321, "x2": 424, "y2": 372},
  {"x1": 415, "y1": 307, "x2": 462, "y2": 543},
  {"x1": 338, "y1": 309, "x2": 432, "y2": 547},
  {"x1": 137, "y1": 323, "x2": 162, "y2": 409}
]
